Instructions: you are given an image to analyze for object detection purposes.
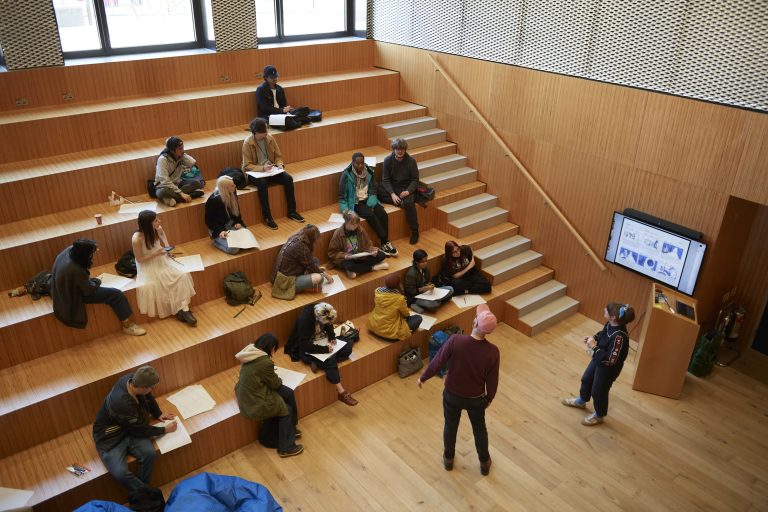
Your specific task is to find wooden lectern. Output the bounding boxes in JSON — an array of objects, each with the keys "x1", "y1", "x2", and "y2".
[{"x1": 632, "y1": 283, "x2": 700, "y2": 399}]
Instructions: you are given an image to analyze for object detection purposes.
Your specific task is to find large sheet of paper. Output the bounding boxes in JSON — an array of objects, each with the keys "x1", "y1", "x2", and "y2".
[
  {"x1": 364, "y1": 156, "x2": 377, "y2": 167},
  {"x1": 226, "y1": 229, "x2": 259, "y2": 249},
  {"x1": 118, "y1": 201, "x2": 157, "y2": 214},
  {"x1": 310, "y1": 339, "x2": 347, "y2": 362},
  {"x1": 268, "y1": 114, "x2": 294, "y2": 126},
  {"x1": 0, "y1": 487, "x2": 34, "y2": 509},
  {"x1": 96, "y1": 273, "x2": 133, "y2": 291},
  {"x1": 167, "y1": 384, "x2": 216, "y2": 420},
  {"x1": 451, "y1": 294, "x2": 487, "y2": 308},
  {"x1": 246, "y1": 167, "x2": 285, "y2": 179},
  {"x1": 171, "y1": 254, "x2": 205, "y2": 272},
  {"x1": 155, "y1": 419, "x2": 192, "y2": 454},
  {"x1": 414, "y1": 287, "x2": 451, "y2": 301},
  {"x1": 347, "y1": 251, "x2": 376, "y2": 259},
  {"x1": 328, "y1": 213, "x2": 344, "y2": 224},
  {"x1": 322, "y1": 276, "x2": 346, "y2": 295},
  {"x1": 412, "y1": 312, "x2": 437, "y2": 331},
  {"x1": 274, "y1": 366, "x2": 306, "y2": 390}
]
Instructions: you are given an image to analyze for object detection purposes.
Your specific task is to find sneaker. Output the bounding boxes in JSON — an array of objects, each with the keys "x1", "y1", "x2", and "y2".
[
  {"x1": 345, "y1": 270, "x2": 357, "y2": 279},
  {"x1": 122, "y1": 323, "x2": 147, "y2": 336},
  {"x1": 278, "y1": 444, "x2": 304, "y2": 458},
  {"x1": 443, "y1": 455, "x2": 454, "y2": 471},
  {"x1": 338, "y1": 392, "x2": 358, "y2": 406},
  {"x1": 480, "y1": 458, "x2": 492, "y2": 476},
  {"x1": 189, "y1": 190, "x2": 205, "y2": 199},
  {"x1": 372, "y1": 262, "x2": 389, "y2": 272},
  {"x1": 295, "y1": 428, "x2": 302, "y2": 439},
  {"x1": 288, "y1": 211, "x2": 305, "y2": 223},
  {"x1": 381, "y1": 242, "x2": 398, "y2": 257},
  {"x1": 562, "y1": 397, "x2": 586, "y2": 409},
  {"x1": 310, "y1": 361, "x2": 319, "y2": 374},
  {"x1": 175, "y1": 310, "x2": 197, "y2": 327},
  {"x1": 265, "y1": 217, "x2": 278, "y2": 230},
  {"x1": 582, "y1": 413, "x2": 604, "y2": 426},
  {"x1": 162, "y1": 197, "x2": 177, "y2": 207},
  {"x1": 409, "y1": 232, "x2": 419, "y2": 245}
]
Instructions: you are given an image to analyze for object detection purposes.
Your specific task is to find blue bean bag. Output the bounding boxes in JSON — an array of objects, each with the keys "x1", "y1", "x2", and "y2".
[
  {"x1": 165, "y1": 472, "x2": 282, "y2": 512},
  {"x1": 73, "y1": 501, "x2": 132, "y2": 512}
]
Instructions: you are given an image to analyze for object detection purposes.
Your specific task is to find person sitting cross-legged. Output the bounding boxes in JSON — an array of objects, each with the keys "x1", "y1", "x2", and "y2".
[
  {"x1": 367, "y1": 273, "x2": 422, "y2": 341},
  {"x1": 327, "y1": 210, "x2": 389, "y2": 280}
]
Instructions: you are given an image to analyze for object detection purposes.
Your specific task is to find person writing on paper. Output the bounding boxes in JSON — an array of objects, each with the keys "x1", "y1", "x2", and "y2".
[
  {"x1": 439, "y1": 241, "x2": 492, "y2": 296},
  {"x1": 256, "y1": 65, "x2": 292, "y2": 119},
  {"x1": 562, "y1": 302, "x2": 635, "y2": 426},
  {"x1": 284, "y1": 302, "x2": 358, "y2": 406},
  {"x1": 367, "y1": 273, "x2": 422, "y2": 341},
  {"x1": 339, "y1": 152, "x2": 398, "y2": 256},
  {"x1": 51, "y1": 238, "x2": 146, "y2": 336},
  {"x1": 242, "y1": 117, "x2": 304, "y2": 230},
  {"x1": 132, "y1": 210, "x2": 197, "y2": 326},
  {"x1": 205, "y1": 175, "x2": 246, "y2": 255},
  {"x1": 93, "y1": 366, "x2": 177, "y2": 492},
  {"x1": 404, "y1": 249, "x2": 454, "y2": 313},
  {"x1": 154, "y1": 136, "x2": 205, "y2": 207},
  {"x1": 236, "y1": 333, "x2": 304, "y2": 457},
  {"x1": 417, "y1": 304, "x2": 500, "y2": 476},
  {"x1": 378, "y1": 138, "x2": 421, "y2": 245},
  {"x1": 327, "y1": 211, "x2": 389, "y2": 280},
  {"x1": 271, "y1": 224, "x2": 333, "y2": 297}
]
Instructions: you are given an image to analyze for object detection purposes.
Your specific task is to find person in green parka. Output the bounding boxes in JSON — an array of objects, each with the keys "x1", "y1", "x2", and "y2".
[{"x1": 235, "y1": 333, "x2": 304, "y2": 457}]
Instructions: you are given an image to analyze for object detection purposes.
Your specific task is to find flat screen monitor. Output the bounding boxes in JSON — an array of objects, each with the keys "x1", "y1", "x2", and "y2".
[{"x1": 605, "y1": 212, "x2": 707, "y2": 296}]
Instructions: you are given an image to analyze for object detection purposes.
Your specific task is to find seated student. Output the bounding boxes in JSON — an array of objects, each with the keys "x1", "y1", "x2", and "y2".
[
  {"x1": 327, "y1": 211, "x2": 389, "y2": 280},
  {"x1": 93, "y1": 366, "x2": 177, "y2": 492},
  {"x1": 284, "y1": 303, "x2": 358, "y2": 406},
  {"x1": 439, "y1": 241, "x2": 492, "y2": 296},
  {"x1": 242, "y1": 117, "x2": 304, "y2": 230},
  {"x1": 256, "y1": 65, "x2": 293, "y2": 120},
  {"x1": 404, "y1": 249, "x2": 454, "y2": 313},
  {"x1": 339, "y1": 152, "x2": 398, "y2": 256},
  {"x1": 132, "y1": 210, "x2": 197, "y2": 326},
  {"x1": 51, "y1": 238, "x2": 146, "y2": 336},
  {"x1": 154, "y1": 136, "x2": 205, "y2": 207},
  {"x1": 272, "y1": 224, "x2": 333, "y2": 296},
  {"x1": 378, "y1": 138, "x2": 421, "y2": 245},
  {"x1": 205, "y1": 175, "x2": 246, "y2": 255},
  {"x1": 367, "y1": 273, "x2": 422, "y2": 341},
  {"x1": 235, "y1": 333, "x2": 303, "y2": 457}
]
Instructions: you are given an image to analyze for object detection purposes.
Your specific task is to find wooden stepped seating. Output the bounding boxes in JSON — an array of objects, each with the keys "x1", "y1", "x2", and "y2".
[
  {"x1": 0, "y1": 68, "x2": 400, "y2": 164},
  {"x1": 507, "y1": 287, "x2": 580, "y2": 337}
]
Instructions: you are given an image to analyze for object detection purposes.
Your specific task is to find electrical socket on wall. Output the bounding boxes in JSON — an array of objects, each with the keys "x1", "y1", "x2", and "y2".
[
  {"x1": 218, "y1": 75, "x2": 230, "y2": 83},
  {"x1": 62, "y1": 92, "x2": 74, "y2": 101},
  {"x1": 15, "y1": 98, "x2": 28, "y2": 106}
]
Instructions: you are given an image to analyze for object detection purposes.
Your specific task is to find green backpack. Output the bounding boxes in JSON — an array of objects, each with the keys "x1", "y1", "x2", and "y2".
[
  {"x1": 223, "y1": 271, "x2": 256, "y2": 306},
  {"x1": 688, "y1": 331, "x2": 724, "y2": 377}
]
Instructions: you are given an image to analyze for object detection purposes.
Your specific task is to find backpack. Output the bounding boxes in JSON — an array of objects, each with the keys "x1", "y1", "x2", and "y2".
[
  {"x1": 115, "y1": 251, "x2": 137, "y2": 278},
  {"x1": 688, "y1": 331, "x2": 724, "y2": 377},
  {"x1": 218, "y1": 167, "x2": 248, "y2": 189},
  {"x1": 25, "y1": 271, "x2": 52, "y2": 300},
  {"x1": 224, "y1": 271, "x2": 256, "y2": 306},
  {"x1": 429, "y1": 325, "x2": 462, "y2": 377}
]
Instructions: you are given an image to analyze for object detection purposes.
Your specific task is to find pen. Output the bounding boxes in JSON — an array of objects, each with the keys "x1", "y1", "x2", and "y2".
[
  {"x1": 462, "y1": 297, "x2": 466, "y2": 305},
  {"x1": 233, "y1": 305, "x2": 247, "y2": 318}
]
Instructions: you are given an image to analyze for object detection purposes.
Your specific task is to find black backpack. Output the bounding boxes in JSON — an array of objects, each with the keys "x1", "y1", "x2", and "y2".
[
  {"x1": 224, "y1": 271, "x2": 256, "y2": 306},
  {"x1": 218, "y1": 167, "x2": 248, "y2": 189},
  {"x1": 115, "y1": 250, "x2": 137, "y2": 278},
  {"x1": 128, "y1": 485, "x2": 166, "y2": 512},
  {"x1": 25, "y1": 271, "x2": 52, "y2": 300}
]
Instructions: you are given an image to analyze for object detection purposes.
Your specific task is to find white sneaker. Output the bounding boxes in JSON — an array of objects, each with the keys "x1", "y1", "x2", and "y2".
[
  {"x1": 162, "y1": 197, "x2": 177, "y2": 207},
  {"x1": 372, "y1": 262, "x2": 390, "y2": 271},
  {"x1": 123, "y1": 323, "x2": 147, "y2": 336},
  {"x1": 345, "y1": 270, "x2": 357, "y2": 279},
  {"x1": 581, "y1": 413, "x2": 604, "y2": 426}
]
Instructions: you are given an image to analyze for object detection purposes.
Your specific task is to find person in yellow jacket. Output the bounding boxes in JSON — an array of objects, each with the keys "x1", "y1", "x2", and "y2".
[{"x1": 367, "y1": 273, "x2": 422, "y2": 341}]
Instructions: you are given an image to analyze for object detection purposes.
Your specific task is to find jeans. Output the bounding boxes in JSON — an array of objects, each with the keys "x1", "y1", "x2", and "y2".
[
  {"x1": 258, "y1": 386, "x2": 299, "y2": 452},
  {"x1": 354, "y1": 201, "x2": 389, "y2": 244},
  {"x1": 83, "y1": 286, "x2": 133, "y2": 322},
  {"x1": 301, "y1": 340, "x2": 353, "y2": 384},
  {"x1": 413, "y1": 286, "x2": 454, "y2": 311},
  {"x1": 406, "y1": 314, "x2": 423, "y2": 332},
  {"x1": 99, "y1": 436, "x2": 156, "y2": 491},
  {"x1": 249, "y1": 172, "x2": 297, "y2": 219},
  {"x1": 443, "y1": 389, "x2": 489, "y2": 462},
  {"x1": 209, "y1": 230, "x2": 241, "y2": 255},
  {"x1": 579, "y1": 359, "x2": 623, "y2": 417},
  {"x1": 338, "y1": 251, "x2": 386, "y2": 275}
]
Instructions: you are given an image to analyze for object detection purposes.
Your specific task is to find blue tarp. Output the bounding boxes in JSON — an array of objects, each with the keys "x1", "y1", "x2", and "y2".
[{"x1": 165, "y1": 472, "x2": 282, "y2": 512}]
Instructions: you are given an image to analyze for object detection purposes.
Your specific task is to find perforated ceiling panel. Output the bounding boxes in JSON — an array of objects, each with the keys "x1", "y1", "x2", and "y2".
[
  {"x1": 0, "y1": 0, "x2": 64, "y2": 70},
  {"x1": 371, "y1": 0, "x2": 768, "y2": 111},
  {"x1": 212, "y1": 0, "x2": 258, "y2": 51}
]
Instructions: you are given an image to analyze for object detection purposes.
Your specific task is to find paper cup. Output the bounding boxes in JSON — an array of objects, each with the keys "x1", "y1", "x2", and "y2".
[{"x1": 94, "y1": 214, "x2": 102, "y2": 225}]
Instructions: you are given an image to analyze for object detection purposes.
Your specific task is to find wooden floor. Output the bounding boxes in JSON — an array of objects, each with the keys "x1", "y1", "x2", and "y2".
[{"x1": 160, "y1": 317, "x2": 768, "y2": 512}]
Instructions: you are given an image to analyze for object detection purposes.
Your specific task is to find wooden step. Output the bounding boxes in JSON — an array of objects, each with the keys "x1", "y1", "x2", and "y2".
[
  {"x1": 416, "y1": 154, "x2": 467, "y2": 178},
  {"x1": 421, "y1": 166, "x2": 478, "y2": 192},
  {"x1": 438, "y1": 193, "x2": 498, "y2": 222},
  {"x1": 392, "y1": 128, "x2": 446, "y2": 149},
  {"x1": 505, "y1": 279, "x2": 567, "y2": 320},
  {"x1": 474, "y1": 235, "x2": 531, "y2": 267},
  {"x1": 481, "y1": 249, "x2": 544, "y2": 285},
  {"x1": 377, "y1": 116, "x2": 436, "y2": 138},
  {"x1": 448, "y1": 206, "x2": 508, "y2": 238},
  {"x1": 518, "y1": 295, "x2": 580, "y2": 336}
]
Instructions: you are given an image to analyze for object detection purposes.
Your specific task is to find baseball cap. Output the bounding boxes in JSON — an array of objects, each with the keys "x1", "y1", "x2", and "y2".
[
  {"x1": 475, "y1": 304, "x2": 497, "y2": 335},
  {"x1": 263, "y1": 65, "x2": 279, "y2": 79}
]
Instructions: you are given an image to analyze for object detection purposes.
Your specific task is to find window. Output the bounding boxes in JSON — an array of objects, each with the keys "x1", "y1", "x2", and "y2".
[{"x1": 256, "y1": 0, "x2": 361, "y2": 43}]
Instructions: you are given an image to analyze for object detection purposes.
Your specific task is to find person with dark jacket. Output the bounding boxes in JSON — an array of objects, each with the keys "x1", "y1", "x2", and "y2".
[
  {"x1": 93, "y1": 366, "x2": 177, "y2": 491},
  {"x1": 403, "y1": 249, "x2": 454, "y2": 313},
  {"x1": 256, "y1": 65, "x2": 292, "y2": 120},
  {"x1": 271, "y1": 224, "x2": 333, "y2": 295},
  {"x1": 51, "y1": 238, "x2": 146, "y2": 336},
  {"x1": 378, "y1": 138, "x2": 421, "y2": 244},
  {"x1": 327, "y1": 210, "x2": 389, "y2": 280},
  {"x1": 562, "y1": 302, "x2": 635, "y2": 426},
  {"x1": 439, "y1": 241, "x2": 492, "y2": 296},
  {"x1": 153, "y1": 136, "x2": 204, "y2": 207},
  {"x1": 235, "y1": 333, "x2": 303, "y2": 457},
  {"x1": 338, "y1": 152, "x2": 398, "y2": 256},
  {"x1": 284, "y1": 302, "x2": 358, "y2": 406},
  {"x1": 205, "y1": 175, "x2": 246, "y2": 255}
]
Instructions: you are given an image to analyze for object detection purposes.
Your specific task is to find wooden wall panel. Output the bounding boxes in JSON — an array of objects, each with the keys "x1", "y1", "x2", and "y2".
[
  {"x1": 733, "y1": 114, "x2": 768, "y2": 205},
  {"x1": 732, "y1": 205, "x2": 768, "y2": 350}
]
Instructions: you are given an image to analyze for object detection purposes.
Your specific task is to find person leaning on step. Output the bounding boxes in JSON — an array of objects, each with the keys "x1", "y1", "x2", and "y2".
[
  {"x1": 93, "y1": 366, "x2": 177, "y2": 492},
  {"x1": 378, "y1": 138, "x2": 422, "y2": 245},
  {"x1": 154, "y1": 136, "x2": 205, "y2": 207}
]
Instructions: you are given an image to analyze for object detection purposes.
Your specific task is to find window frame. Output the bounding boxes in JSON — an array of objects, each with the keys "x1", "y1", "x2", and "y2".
[{"x1": 256, "y1": 0, "x2": 360, "y2": 44}]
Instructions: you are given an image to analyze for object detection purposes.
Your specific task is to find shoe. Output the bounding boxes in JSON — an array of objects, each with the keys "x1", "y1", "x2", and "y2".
[
  {"x1": 189, "y1": 190, "x2": 204, "y2": 199},
  {"x1": 265, "y1": 217, "x2": 278, "y2": 230},
  {"x1": 122, "y1": 323, "x2": 147, "y2": 336},
  {"x1": 411, "y1": 303, "x2": 425, "y2": 314},
  {"x1": 582, "y1": 413, "x2": 604, "y2": 426},
  {"x1": 288, "y1": 212, "x2": 305, "y2": 223},
  {"x1": 278, "y1": 444, "x2": 304, "y2": 458},
  {"x1": 562, "y1": 397, "x2": 586, "y2": 409},
  {"x1": 372, "y1": 262, "x2": 389, "y2": 271},
  {"x1": 310, "y1": 361, "x2": 319, "y2": 374},
  {"x1": 381, "y1": 242, "x2": 398, "y2": 257},
  {"x1": 345, "y1": 270, "x2": 357, "y2": 279},
  {"x1": 175, "y1": 310, "x2": 197, "y2": 326},
  {"x1": 409, "y1": 232, "x2": 419, "y2": 245},
  {"x1": 480, "y1": 458, "x2": 492, "y2": 476},
  {"x1": 162, "y1": 197, "x2": 177, "y2": 207},
  {"x1": 338, "y1": 392, "x2": 358, "y2": 406},
  {"x1": 443, "y1": 455, "x2": 454, "y2": 471},
  {"x1": 295, "y1": 428, "x2": 302, "y2": 439}
]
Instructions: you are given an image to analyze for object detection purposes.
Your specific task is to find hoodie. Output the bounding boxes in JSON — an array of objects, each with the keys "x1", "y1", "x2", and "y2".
[
  {"x1": 234, "y1": 345, "x2": 288, "y2": 420},
  {"x1": 367, "y1": 287, "x2": 413, "y2": 341}
]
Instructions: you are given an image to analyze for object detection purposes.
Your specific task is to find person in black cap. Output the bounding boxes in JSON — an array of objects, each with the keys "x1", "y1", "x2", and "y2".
[
  {"x1": 256, "y1": 65, "x2": 293, "y2": 120},
  {"x1": 93, "y1": 365, "x2": 177, "y2": 491}
]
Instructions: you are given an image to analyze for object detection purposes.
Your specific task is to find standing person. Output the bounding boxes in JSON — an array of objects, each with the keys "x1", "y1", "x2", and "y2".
[
  {"x1": 132, "y1": 210, "x2": 197, "y2": 326},
  {"x1": 378, "y1": 139, "x2": 421, "y2": 245},
  {"x1": 235, "y1": 333, "x2": 304, "y2": 457},
  {"x1": 242, "y1": 117, "x2": 304, "y2": 229},
  {"x1": 417, "y1": 304, "x2": 500, "y2": 476},
  {"x1": 338, "y1": 152, "x2": 398, "y2": 256},
  {"x1": 327, "y1": 211, "x2": 389, "y2": 280},
  {"x1": 154, "y1": 136, "x2": 205, "y2": 207},
  {"x1": 256, "y1": 65, "x2": 292, "y2": 120},
  {"x1": 93, "y1": 366, "x2": 178, "y2": 492},
  {"x1": 271, "y1": 224, "x2": 333, "y2": 297},
  {"x1": 403, "y1": 249, "x2": 453, "y2": 313},
  {"x1": 562, "y1": 302, "x2": 635, "y2": 426},
  {"x1": 51, "y1": 238, "x2": 146, "y2": 336},
  {"x1": 367, "y1": 273, "x2": 422, "y2": 341},
  {"x1": 439, "y1": 241, "x2": 492, "y2": 296},
  {"x1": 284, "y1": 303, "x2": 358, "y2": 406},
  {"x1": 205, "y1": 175, "x2": 246, "y2": 255}
]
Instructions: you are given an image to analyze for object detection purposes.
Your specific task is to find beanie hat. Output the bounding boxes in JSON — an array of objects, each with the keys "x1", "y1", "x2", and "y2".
[
  {"x1": 475, "y1": 304, "x2": 497, "y2": 335},
  {"x1": 384, "y1": 273, "x2": 401, "y2": 290},
  {"x1": 263, "y1": 65, "x2": 279, "y2": 79},
  {"x1": 132, "y1": 366, "x2": 160, "y2": 388}
]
